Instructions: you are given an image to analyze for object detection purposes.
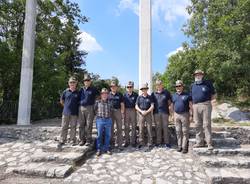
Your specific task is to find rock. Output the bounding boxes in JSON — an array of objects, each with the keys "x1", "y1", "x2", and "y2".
[{"x1": 212, "y1": 103, "x2": 249, "y2": 122}]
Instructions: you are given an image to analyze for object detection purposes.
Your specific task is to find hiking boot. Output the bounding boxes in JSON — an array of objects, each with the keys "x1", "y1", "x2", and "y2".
[
  {"x1": 96, "y1": 150, "x2": 101, "y2": 157},
  {"x1": 165, "y1": 144, "x2": 171, "y2": 149},
  {"x1": 177, "y1": 147, "x2": 182, "y2": 152},
  {"x1": 208, "y1": 144, "x2": 214, "y2": 150},
  {"x1": 182, "y1": 149, "x2": 188, "y2": 154},
  {"x1": 79, "y1": 141, "x2": 85, "y2": 146},
  {"x1": 193, "y1": 143, "x2": 205, "y2": 148}
]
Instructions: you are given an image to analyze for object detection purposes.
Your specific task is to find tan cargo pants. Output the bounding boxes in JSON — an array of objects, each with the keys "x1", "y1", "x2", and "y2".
[
  {"x1": 174, "y1": 112, "x2": 190, "y2": 150},
  {"x1": 193, "y1": 101, "x2": 212, "y2": 146},
  {"x1": 60, "y1": 115, "x2": 77, "y2": 143},
  {"x1": 78, "y1": 105, "x2": 95, "y2": 143},
  {"x1": 124, "y1": 108, "x2": 137, "y2": 145},
  {"x1": 111, "y1": 109, "x2": 123, "y2": 147},
  {"x1": 138, "y1": 113, "x2": 153, "y2": 146},
  {"x1": 154, "y1": 113, "x2": 169, "y2": 145}
]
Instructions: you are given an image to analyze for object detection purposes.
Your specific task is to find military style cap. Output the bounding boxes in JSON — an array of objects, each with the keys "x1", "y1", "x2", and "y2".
[
  {"x1": 68, "y1": 77, "x2": 77, "y2": 83},
  {"x1": 155, "y1": 79, "x2": 163, "y2": 85},
  {"x1": 193, "y1": 69, "x2": 204, "y2": 75},
  {"x1": 175, "y1": 80, "x2": 184, "y2": 86},
  {"x1": 101, "y1": 88, "x2": 109, "y2": 94},
  {"x1": 83, "y1": 74, "x2": 91, "y2": 81},
  {"x1": 127, "y1": 81, "x2": 134, "y2": 87},
  {"x1": 110, "y1": 80, "x2": 118, "y2": 87},
  {"x1": 140, "y1": 83, "x2": 149, "y2": 90}
]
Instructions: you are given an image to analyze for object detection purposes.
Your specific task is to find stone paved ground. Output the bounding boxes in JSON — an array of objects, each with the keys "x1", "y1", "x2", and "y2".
[
  {"x1": 0, "y1": 138, "x2": 208, "y2": 184},
  {"x1": 65, "y1": 146, "x2": 208, "y2": 184}
]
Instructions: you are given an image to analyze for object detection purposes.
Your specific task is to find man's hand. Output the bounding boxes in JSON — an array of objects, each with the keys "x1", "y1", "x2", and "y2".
[{"x1": 141, "y1": 110, "x2": 147, "y2": 116}]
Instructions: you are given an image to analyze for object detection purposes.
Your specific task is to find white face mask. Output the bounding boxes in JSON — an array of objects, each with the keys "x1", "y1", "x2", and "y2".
[{"x1": 195, "y1": 75, "x2": 203, "y2": 82}]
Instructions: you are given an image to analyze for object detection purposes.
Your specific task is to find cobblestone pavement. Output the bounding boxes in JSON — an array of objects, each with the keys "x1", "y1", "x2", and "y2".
[
  {"x1": 65, "y1": 146, "x2": 208, "y2": 184},
  {"x1": 0, "y1": 138, "x2": 208, "y2": 184}
]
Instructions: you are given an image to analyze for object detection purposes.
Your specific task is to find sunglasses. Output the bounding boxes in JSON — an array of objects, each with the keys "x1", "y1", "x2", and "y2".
[
  {"x1": 127, "y1": 86, "x2": 133, "y2": 88},
  {"x1": 175, "y1": 85, "x2": 182, "y2": 87}
]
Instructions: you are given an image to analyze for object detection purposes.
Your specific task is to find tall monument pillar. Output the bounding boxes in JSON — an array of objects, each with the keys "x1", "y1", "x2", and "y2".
[
  {"x1": 139, "y1": 0, "x2": 152, "y2": 93},
  {"x1": 17, "y1": 0, "x2": 37, "y2": 125}
]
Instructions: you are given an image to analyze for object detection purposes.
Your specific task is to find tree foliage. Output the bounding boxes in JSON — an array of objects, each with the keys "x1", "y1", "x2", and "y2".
[
  {"x1": 0, "y1": 0, "x2": 88, "y2": 120},
  {"x1": 162, "y1": 0, "x2": 250, "y2": 98}
]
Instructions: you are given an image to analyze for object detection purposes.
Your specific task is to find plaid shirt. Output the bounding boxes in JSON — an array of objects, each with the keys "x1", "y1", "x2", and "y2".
[{"x1": 94, "y1": 100, "x2": 112, "y2": 118}]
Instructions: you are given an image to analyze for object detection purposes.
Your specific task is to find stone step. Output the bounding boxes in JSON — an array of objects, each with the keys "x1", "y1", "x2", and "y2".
[
  {"x1": 205, "y1": 167, "x2": 250, "y2": 184},
  {"x1": 31, "y1": 151, "x2": 85, "y2": 165},
  {"x1": 189, "y1": 137, "x2": 240, "y2": 148},
  {"x1": 199, "y1": 156, "x2": 250, "y2": 169},
  {"x1": 42, "y1": 143, "x2": 94, "y2": 153},
  {"x1": 7, "y1": 162, "x2": 73, "y2": 178},
  {"x1": 192, "y1": 146, "x2": 250, "y2": 156},
  {"x1": 189, "y1": 130, "x2": 232, "y2": 139}
]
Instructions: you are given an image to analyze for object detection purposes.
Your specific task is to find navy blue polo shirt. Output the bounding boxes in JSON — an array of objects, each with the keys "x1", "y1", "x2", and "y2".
[
  {"x1": 108, "y1": 92, "x2": 124, "y2": 109},
  {"x1": 136, "y1": 95, "x2": 153, "y2": 111},
  {"x1": 61, "y1": 89, "x2": 80, "y2": 116},
  {"x1": 151, "y1": 90, "x2": 171, "y2": 114},
  {"x1": 172, "y1": 92, "x2": 191, "y2": 113},
  {"x1": 124, "y1": 92, "x2": 138, "y2": 108},
  {"x1": 79, "y1": 86, "x2": 98, "y2": 106},
  {"x1": 190, "y1": 80, "x2": 216, "y2": 104}
]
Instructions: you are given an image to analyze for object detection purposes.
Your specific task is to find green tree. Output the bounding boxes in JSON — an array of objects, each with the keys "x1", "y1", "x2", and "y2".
[
  {"x1": 163, "y1": 0, "x2": 250, "y2": 98},
  {"x1": 0, "y1": 0, "x2": 88, "y2": 121}
]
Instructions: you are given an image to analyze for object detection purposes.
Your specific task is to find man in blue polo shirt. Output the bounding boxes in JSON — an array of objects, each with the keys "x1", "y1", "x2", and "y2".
[
  {"x1": 171, "y1": 80, "x2": 192, "y2": 153},
  {"x1": 123, "y1": 81, "x2": 138, "y2": 147},
  {"x1": 78, "y1": 74, "x2": 99, "y2": 146},
  {"x1": 108, "y1": 80, "x2": 125, "y2": 150},
  {"x1": 190, "y1": 69, "x2": 216, "y2": 150},
  {"x1": 58, "y1": 77, "x2": 80, "y2": 148},
  {"x1": 136, "y1": 83, "x2": 154, "y2": 149},
  {"x1": 151, "y1": 79, "x2": 172, "y2": 148}
]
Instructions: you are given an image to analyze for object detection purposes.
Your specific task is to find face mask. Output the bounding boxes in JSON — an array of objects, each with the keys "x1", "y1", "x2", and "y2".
[{"x1": 195, "y1": 76, "x2": 203, "y2": 84}]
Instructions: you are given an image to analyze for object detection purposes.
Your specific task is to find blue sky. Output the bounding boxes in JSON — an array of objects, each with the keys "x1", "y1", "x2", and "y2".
[{"x1": 72, "y1": 0, "x2": 190, "y2": 88}]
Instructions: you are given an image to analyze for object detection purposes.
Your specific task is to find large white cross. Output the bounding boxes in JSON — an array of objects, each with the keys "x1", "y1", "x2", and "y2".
[
  {"x1": 139, "y1": 0, "x2": 152, "y2": 93},
  {"x1": 17, "y1": 0, "x2": 152, "y2": 125}
]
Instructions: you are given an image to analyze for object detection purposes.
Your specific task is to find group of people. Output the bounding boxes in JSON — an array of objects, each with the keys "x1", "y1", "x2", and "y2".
[{"x1": 58, "y1": 69, "x2": 216, "y2": 156}]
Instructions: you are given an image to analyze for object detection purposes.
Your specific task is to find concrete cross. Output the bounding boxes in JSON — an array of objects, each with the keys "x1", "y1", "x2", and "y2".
[
  {"x1": 139, "y1": 0, "x2": 152, "y2": 94},
  {"x1": 17, "y1": 0, "x2": 152, "y2": 125}
]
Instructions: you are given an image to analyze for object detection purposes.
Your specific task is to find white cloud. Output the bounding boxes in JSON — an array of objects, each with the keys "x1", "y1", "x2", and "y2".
[
  {"x1": 117, "y1": 0, "x2": 190, "y2": 24},
  {"x1": 166, "y1": 46, "x2": 183, "y2": 58},
  {"x1": 78, "y1": 31, "x2": 103, "y2": 53},
  {"x1": 117, "y1": 0, "x2": 139, "y2": 16}
]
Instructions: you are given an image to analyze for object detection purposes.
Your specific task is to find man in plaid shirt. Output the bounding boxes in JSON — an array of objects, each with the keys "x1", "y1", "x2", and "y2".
[{"x1": 94, "y1": 88, "x2": 113, "y2": 156}]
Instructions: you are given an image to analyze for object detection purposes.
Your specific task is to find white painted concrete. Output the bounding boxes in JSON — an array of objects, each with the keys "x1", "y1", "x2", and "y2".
[
  {"x1": 17, "y1": 0, "x2": 37, "y2": 125},
  {"x1": 139, "y1": 0, "x2": 152, "y2": 94}
]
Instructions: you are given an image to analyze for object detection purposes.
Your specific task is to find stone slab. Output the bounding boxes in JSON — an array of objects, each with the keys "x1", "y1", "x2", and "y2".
[
  {"x1": 189, "y1": 137, "x2": 240, "y2": 148},
  {"x1": 31, "y1": 152, "x2": 85, "y2": 165},
  {"x1": 7, "y1": 162, "x2": 73, "y2": 178},
  {"x1": 192, "y1": 147, "x2": 250, "y2": 156},
  {"x1": 205, "y1": 167, "x2": 250, "y2": 184},
  {"x1": 199, "y1": 156, "x2": 250, "y2": 168}
]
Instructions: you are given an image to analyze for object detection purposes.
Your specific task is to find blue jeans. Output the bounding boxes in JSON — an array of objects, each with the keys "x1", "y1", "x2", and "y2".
[{"x1": 96, "y1": 117, "x2": 112, "y2": 152}]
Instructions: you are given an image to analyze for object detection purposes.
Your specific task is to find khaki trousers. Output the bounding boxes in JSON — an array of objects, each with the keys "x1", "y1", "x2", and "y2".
[
  {"x1": 193, "y1": 101, "x2": 212, "y2": 145},
  {"x1": 174, "y1": 112, "x2": 190, "y2": 150},
  {"x1": 111, "y1": 109, "x2": 123, "y2": 147},
  {"x1": 78, "y1": 105, "x2": 94, "y2": 143},
  {"x1": 60, "y1": 115, "x2": 77, "y2": 143},
  {"x1": 138, "y1": 113, "x2": 153, "y2": 145},
  {"x1": 124, "y1": 108, "x2": 137, "y2": 145},
  {"x1": 154, "y1": 113, "x2": 169, "y2": 144}
]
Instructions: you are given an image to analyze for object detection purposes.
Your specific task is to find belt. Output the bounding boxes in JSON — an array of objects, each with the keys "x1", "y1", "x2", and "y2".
[{"x1": 96, "y1": 116, "x2": 110, "y2": 119}]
